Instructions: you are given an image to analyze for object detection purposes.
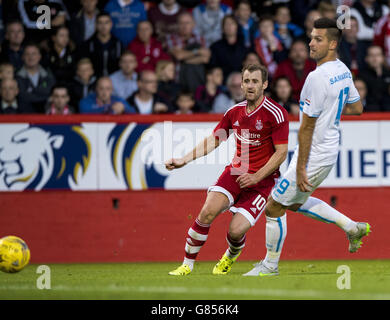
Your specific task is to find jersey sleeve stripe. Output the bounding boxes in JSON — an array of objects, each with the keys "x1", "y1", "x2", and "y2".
[
  {"x1": 264, "y1": 105, "x2": 282, "y2": 123},
  {"x1": 264, "y1": 100, "x2": 284, "y2": 123},
  {"x1": 347, "y1": 97, "x2": 361, "y2": 104}
]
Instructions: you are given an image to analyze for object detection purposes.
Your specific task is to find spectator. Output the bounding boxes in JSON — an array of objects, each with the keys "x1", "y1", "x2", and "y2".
[
  {"x1": 0, "y1": 62, "x2": 14, "y2": 83},
  {"x1": 127, "y1": 70, "x2": 171, "y2": 114},
  {"x1": 271, "y1": 76, "x2": 299, "y2": 115},
  {"x1": 254, "y1": 14, "x2": 287, "y2": 78},
  {"x1": 42, "y1": 26, "x2": 76, "y2": 83},
  {"x1": 175, "y1": 91, "x2": 196, "y2": 114},
  {"x1": 195, "y1": 66, "x2": 223, "y2": 112},
  {"x1": 234, "y1": 0, "x2": 258, "y2": 49},
  {"x1": 18, "y1": 0, "x2": 69, "y2": 43},
  {"x1": 79, "y1": 76, "x2": 135, "y2": 114},
  {"x1": 242, "y1": 51, "x2": 262, "y2": 68},
  {"x1": 0, "y1": 21, "x2": 25, "y2": 70},
  {"x1": 274, "y1": 5, "x2": 304, "y2": 50},
  {"x1": 209, "y1": 14, "x2": 249, "y2": 83},
  {"x1": 69, "y1": 0, "x2": 100, "y2": 47},
  {"x1": 351, "y1": 0, "x2": 389, "y2": 41},
  {"x1": 104, "y1": 0, "x2": 147, "y2": 47},
  {"x1": 78, "y1": 12, "x2": 123, "y2": 77},
  {"x1": 166, "y1": 12, "x2": 210, "y2": 93},
  {"x1": 339, "y1": 16, "x2": 366, "y2": 76},
  {"x1": 359, "y1": 45, "x2": 390, "y2": 111},
  {"x1": 45, "y1": 84, "x2": 75, "y2": 115},
  {"x1": 156, "y1": 59, "x2": 181, "y2": 111},
  {"x1": 353, "y1": 77, "x2": 368, "y2": 110},
  {"x1": 69, "y1": 58, "x2": 97, "y2": 110},
  {"x1": 148, "y1": 0, "x2": 187, "y2": 48},
  {"x1": 317, "y1": 1, "x2": 337, "y2": 20},
  {"x1": 127, "y1": 20, "x2": 171, "y2": 73},
  {"x1": 273, "y1": 39, "x2": 316, "y2": 101},
  {"x1": 374, "y1": 7, "x2": 390, "y2": 67},
  {"x1": 109, "y1": 51, "x2": 138, "y2": 100},
  {"x1": 15, "y1": 44, "x2": 55, "y2": 113},
  {"x1": 0, "y1": 78, "x2": 34, "y2": 114},
  {"x1": 300, "y1": 9, "x2": 322, "y2": 44},
  {"x1": 212, "y1": 71, "x2": 244, "y2": 113},
  {"x1": 192, "y1": 0, "x2": 232, "y2": 47}
]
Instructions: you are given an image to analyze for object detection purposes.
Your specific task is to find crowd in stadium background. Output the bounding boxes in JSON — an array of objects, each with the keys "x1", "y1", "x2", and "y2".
[{"x1": 0, "y1": 0, "x2": 389, "y2": 116}]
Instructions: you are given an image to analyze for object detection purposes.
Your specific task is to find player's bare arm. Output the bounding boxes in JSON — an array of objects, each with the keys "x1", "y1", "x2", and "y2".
[
  {"x1": 297, "y1": 113, "x2": 317, "y2": 192},
  {"x1": 165, "y1": 134, "x2": 221, "y2": 171},
  {"x1": 236, "y1": 143, "x2": 288, "y2": 189},
  {"x1": 342, "y1": 100, "x2": 363, "y2": 115}
]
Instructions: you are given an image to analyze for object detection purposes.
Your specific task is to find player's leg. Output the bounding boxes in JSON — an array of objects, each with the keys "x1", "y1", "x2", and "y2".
[
  {"x1": 244, "y1": 163, "x2": 300, "y2": 276},
  {"x1": 294, "y1": 197, "x2": 371, "y2": 252},
  {"x1": 215, "y1": 186, "x2": 271, "y2": 275},
  {"x1": 243, "y1": 197, "x2": 287, "y2": 276},
  {"x1": 288, "y1": 163, "x2": 371, "y2": 252},
  {"x1": 227, "y1": 213, "x2": 251, "y2": 258},
  {"x1": 169, "y1": 191, "x2": 230, "y2": 276},
  {"x1": 212, "y1": 213, "x2": 251, "y2": 275}
]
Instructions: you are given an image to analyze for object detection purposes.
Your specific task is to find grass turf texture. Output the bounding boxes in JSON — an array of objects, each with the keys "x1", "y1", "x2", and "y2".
[{"x1": 1, "y1": 260, "x2": 390, "y2": 300}]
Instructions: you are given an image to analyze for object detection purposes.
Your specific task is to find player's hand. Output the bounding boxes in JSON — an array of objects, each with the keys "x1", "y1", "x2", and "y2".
[
  {"x1": 236, "y1": 173, "x2": 258, "y2": 189},
  {"x1": 165, "y1": 158, "x2": 186, "y2": 171},
  {"x1": 296, "y1": 168, "x2": 313, "y2": 192}
]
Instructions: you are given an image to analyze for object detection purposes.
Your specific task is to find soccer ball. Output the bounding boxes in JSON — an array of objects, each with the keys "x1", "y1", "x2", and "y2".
[{"x1": 0, "y1": 236, "x2": 30, "y2": 273}]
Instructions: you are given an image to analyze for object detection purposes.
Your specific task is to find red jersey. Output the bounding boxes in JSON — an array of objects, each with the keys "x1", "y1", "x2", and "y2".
[{"x1": 213, "y1": 96, "x2": 289, "y2": 186}]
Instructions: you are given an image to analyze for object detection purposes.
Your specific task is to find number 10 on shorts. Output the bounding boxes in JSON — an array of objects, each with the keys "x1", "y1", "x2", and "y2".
[{"x1": 252, "y1": 194, "x2": 266, "y2": 212}]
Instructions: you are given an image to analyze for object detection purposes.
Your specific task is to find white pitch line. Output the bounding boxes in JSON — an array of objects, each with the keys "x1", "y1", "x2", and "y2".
[{"x1": 1, "y1": 285, "x2": 390, "y2": 300}]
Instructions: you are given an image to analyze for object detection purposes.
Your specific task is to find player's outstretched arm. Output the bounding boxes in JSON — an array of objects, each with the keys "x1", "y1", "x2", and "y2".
[
  {"x1": 165, "y1": 134, "x2": 221, "y2": 171},
  {"x1": 342, "y1": 100, "x2": 363, "y2": 115}
]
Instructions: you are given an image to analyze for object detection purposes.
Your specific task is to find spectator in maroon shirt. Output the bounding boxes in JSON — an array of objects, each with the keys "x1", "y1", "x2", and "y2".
[
  {"x1": 272, "y1": 39, "x2": 316, "y2": 102},
  {"x1": 148, "y1": 0, "x2": 187, "y2": 49},
  {"x1": 127, "y1": 20, "x2": 171, "y2": 73}
]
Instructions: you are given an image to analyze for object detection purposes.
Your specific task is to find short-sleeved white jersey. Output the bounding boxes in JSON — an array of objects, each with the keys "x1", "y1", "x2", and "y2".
[{"x1": 295, "y1": 58, "x2": 360, "y2": 166}]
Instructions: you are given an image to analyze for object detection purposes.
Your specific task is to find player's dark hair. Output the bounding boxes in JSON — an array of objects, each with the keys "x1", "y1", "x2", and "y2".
[
  {"x1": 242, "y1": 64, "x2": 268, "y2": 83},
  {"x1": 313, "y1": 17, "x2": 342, "y2": 45}
]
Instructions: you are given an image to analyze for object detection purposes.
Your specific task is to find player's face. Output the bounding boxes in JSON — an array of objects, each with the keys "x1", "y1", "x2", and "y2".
[
  {"x1": 309, "y1": 28, "x2": 332, "y2": 62},
  {"x1": 241, "y1": 70, "x2": 267, "y2": 103}
]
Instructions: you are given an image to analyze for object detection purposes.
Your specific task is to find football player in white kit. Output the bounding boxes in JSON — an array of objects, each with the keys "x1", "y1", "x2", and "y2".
[{"x1": 244, "y1": 18, "x2": 370, "y2": 276}]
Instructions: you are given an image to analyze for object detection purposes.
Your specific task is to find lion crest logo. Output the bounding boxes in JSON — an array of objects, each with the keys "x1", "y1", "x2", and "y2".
[{"x1": 0, "y1": 124, "x2": 90, "y2": 191}]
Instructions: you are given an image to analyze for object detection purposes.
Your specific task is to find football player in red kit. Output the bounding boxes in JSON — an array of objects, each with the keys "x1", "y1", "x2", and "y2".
[{"x1": 165, "y1": 64, "x2": 289, "y2": 275}]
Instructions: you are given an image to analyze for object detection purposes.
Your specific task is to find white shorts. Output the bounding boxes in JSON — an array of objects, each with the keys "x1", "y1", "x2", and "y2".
[{"x1": 271, "y1": 160, "x2": 333, "y2": 206}]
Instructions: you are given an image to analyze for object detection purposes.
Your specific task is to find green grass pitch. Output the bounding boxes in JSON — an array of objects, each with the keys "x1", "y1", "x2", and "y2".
[{"x1": 1, "y1": 260, "x2": 390, "y2": 300}]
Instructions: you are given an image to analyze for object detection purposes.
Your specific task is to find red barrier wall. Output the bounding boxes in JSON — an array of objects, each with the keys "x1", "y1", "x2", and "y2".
[{"x1": 0, "y1": 187, "x2": 388, "y2": 263}]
